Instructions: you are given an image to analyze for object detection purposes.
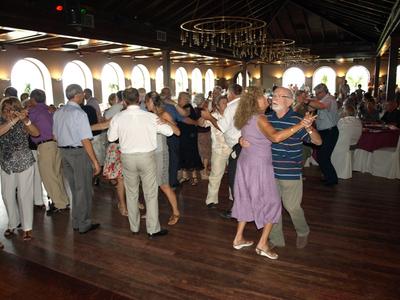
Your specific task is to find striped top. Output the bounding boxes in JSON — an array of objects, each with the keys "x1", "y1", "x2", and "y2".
[{"x1": 267, "y1": 108, "x2": 310, "y2": 180}]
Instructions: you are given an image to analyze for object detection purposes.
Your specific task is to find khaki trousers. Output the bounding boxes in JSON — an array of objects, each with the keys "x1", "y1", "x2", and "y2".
[
  {"x1": 205, "y1": 151, "x2": 230, "y2": 205},
  {"x1": 121, "y1": 151, "x2": 160, "y2": 234},
  {"x1": 269, "y1": 178, "x2": 310, "y2": 246},
  {"x1": 37, "y1": 141, "x2": 70, "y2": 209}
]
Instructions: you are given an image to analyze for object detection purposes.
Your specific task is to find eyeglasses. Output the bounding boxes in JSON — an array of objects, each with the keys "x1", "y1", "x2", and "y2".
[{"x1": 272, "y1": 94, "x2": 292, "y2": 100}]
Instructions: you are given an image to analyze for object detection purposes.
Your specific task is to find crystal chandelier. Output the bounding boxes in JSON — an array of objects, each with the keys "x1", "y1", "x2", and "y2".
[{"x1": 180, "y1": 16, "x2": 267, "y2": 57}]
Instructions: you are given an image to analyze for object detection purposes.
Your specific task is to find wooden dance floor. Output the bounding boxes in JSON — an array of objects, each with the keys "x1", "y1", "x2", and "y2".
[{"x1": 0, "y1": 167, "x2": 399, "y2": 299}]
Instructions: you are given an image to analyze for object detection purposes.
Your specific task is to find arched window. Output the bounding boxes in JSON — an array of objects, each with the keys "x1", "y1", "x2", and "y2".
[
  {"x1": 282, "y1": 67, "x2": 305, "y2": 89},
  {"x1": 313, "y1": 66, "x2": 336, "y2": 94},
  {"x1": 175, "y1": 67, "x2": 188, "y2": 95},
  {"x1": 62, "y1": 60, "x2": 93, "y2": 102},
  {"x1": 191, "y1": 68, "x2": 203, "y2": 94},
  {"x1": 236, "y1": 71, "x2": 251, "y2": 87},
  {"x1": 205, "y1": 69, "x2": 215, "y2": 95},
  {"x1": 11, "y1": 58, "x2": 53, "y2": 104},
  {"x1": 101, "y1": 62, "x2": 125, "y2": 107},
  {"x1": 345, "y1": 65, "x2": 370, "y2": 93},
  {"x1": 155, "y1": 66, "x2": 164, "y2": 93},
  {"x1": 131, "y1": 64, "x2": 151, "y2": 92}
]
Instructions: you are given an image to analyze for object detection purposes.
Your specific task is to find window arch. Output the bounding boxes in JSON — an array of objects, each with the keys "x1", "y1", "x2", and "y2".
[
  {"x1": 205, "y1": 69, "x2": 215, "y2": 95},
  {"x1": 131, "y1": 64, "x2": 151, "y2": 92},
  {"x1": 175, "y1": 67, "x2": 188, "y2": 95},
  {"x1": 191, "y1": 68, "x2": 203, "y2": 94},
  {"x1": 101, "y1": 62, "x2": 125, "y2": 107},
  {"x1": 345, "y1": 65, "x2": 370, "y2": 93},
  {"x1": 282, "y1": 67, "x2": 305, "y2": 90},
  {"x1": 155, "y1": 66, "x2": 164, "y2": 93},
  {"x1": 11, "y1": 57, "x2": 53, "y2": 104},
  {"x1": 236, "y1": 71, "x2": 251, "y2": 87},
  {"x1": 313, "y1": 66, "x2": 336, "y2": 94},
  {"x1": 62, "y1": 60, "x2": 93, "y2": 102}
]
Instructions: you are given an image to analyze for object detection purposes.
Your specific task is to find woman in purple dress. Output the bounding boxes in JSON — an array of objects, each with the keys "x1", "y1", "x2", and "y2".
[{"x1": 232, "y1": 86, "x2": 314, "y2": 260}]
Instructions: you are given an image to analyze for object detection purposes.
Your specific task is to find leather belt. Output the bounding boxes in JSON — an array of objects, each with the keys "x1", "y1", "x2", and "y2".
[
  {"x1": 37, "y1": 139, "x2": 55, "y2": 145},
  {"x1": 59, "y1": 146, "x2": 83, "y2": 149}
]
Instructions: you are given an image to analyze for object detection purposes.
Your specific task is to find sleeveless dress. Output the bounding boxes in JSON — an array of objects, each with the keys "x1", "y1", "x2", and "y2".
[
  {"x1": 232, "y1": 115, "x2": 282, "y2": 229},
  {"x1": 155, "y1": 133, "x2": 169, "y2": 186}
]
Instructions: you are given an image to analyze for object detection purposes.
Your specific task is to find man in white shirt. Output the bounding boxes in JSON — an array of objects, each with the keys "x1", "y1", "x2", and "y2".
[
  {"x1": 201, "y1": 83, "x2": 242, "y2": 218},
  {"x1": 108, "y1": 88, "x2": 173, "y2": 237}
]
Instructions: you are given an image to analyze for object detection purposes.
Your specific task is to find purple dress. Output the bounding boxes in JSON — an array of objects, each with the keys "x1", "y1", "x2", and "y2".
[{"x1": 232, "y1": 115, "x2": 282, "y2": 229}]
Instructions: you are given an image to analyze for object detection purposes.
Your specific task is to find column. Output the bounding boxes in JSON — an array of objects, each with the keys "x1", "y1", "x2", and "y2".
[
  {"x1": 386, "y1": 36, "x2": 399, "y2": 100},
  {"x1": 373, "y1": 55, "x2": 381, "y2": 98},
  {"x1": 162, "y1": 50, "x2": 171, "y2": 89}
]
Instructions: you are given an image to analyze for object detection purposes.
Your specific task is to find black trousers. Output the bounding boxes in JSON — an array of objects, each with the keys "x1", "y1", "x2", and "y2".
[
  {"x1": 167, "y1": 136, "x2": 180, "y2": 187},
  {"x1": 317, "y1": 126, "x2": 339, "y2": 184},
  {"x1": 228, "y1": 143, "x2": 242, "y2": 202}
]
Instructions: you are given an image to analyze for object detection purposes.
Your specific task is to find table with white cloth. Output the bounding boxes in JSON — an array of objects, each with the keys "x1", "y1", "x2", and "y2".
[{"x1": 353, "y1": 124, "x2": 400, "y2": 179}]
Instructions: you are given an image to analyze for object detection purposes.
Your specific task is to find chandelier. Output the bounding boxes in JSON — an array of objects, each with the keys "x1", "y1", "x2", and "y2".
[
  {"x1": 180, "y1": 16, "x2": 267, "y2": 57},
  {"x1": 234, "y1": 38, "x2": 295, "y2": 61},
  {"x1": 273, "y1": 47, "x2": 320, "y2": 66}
]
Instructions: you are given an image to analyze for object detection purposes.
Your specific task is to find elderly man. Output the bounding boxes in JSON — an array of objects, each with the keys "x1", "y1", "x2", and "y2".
[
  {"x1": 381, "y1": 99, "x2": 400, "y2": 127},
  {"x1": 201, "y1": 83, "x2": 243, "y2": 218},
  {"x1": 108, "y1": 88, "x2": 173, "y2": 237},
  {"x1": 84, "y1": 88, "x2": 102, "y2": 121},
  {"x1": 305, "y1": 83, "x2": 339, "y2": 186},
  {"x1": 53, "y1": 84, "x2": 101, "y2": 234},
  {"x1": 29, "y1": 89, "x2": 70, "y2": 213},
  {"x1": 267, "y1": 87, "x2": 321, "y2": 249}
]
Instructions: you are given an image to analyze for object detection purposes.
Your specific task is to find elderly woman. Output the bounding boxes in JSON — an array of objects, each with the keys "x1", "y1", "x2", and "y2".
[
  {"x1": 232, "y1": 86, "x2": 314, "y2": 260},
  {"x1": 202, "y1": 95, "x2": 231, "y2": 208},
  {"x1": 145, "y1": 92, "x2": 181, "y2": 225},
  {"x1": 0, "y1": 97, "x2": 40, "y2": 241},
  {"x1": 177, "y1": 92, "x2": 203, "y2": 185},
  {"x1": 193, "y1": 93, "x2": 211, "y2": 180}
]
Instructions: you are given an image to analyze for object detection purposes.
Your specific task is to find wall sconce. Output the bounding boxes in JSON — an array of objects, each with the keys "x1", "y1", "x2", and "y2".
[
  {"x1": 275, "y1": 73, "x2": 282, "y2": 79},
  {"x1": 0, "y1": 45, "x2": 6, "y2": 52}
]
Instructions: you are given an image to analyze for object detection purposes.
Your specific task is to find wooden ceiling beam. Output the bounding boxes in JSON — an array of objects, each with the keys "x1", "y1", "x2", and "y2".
[
  {"x1": 267, "y1": 0, "x2": 288, "y2": 26},
  {"x1": 290, "y1": 0, "x2": 374, "y2": 42},
  {"x1": 302, "y1": 11, "x2": 313, "y2": 43},
  {"x1": 377, "y1": 0, "x2": 400, "y2": 53}
]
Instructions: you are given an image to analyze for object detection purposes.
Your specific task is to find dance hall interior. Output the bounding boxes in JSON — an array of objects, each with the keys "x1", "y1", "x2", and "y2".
[{"x1": 0, "y1": 1, "x2": 399, "y2": 299}]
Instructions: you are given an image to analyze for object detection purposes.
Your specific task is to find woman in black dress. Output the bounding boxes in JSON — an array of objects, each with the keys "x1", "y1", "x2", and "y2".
[{"x1": 177, "y1": 92, "x2": 203, "y2": 185}]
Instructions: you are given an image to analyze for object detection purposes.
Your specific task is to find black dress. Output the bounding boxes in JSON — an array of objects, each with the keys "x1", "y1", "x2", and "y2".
[{"x1": 178, "y1": 104, "x2": 204, "y2": 170}]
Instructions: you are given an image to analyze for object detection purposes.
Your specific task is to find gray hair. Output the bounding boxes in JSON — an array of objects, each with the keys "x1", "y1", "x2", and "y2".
[
  {"x1": 193, "y1": 93, "x2": 205, "y2": 106},
  {"x1": 314, "y1": 83, "x2": 329, "y2": 94},
  {"x1": 66, "y1": 84, "x2": 83, "y2": 100}
]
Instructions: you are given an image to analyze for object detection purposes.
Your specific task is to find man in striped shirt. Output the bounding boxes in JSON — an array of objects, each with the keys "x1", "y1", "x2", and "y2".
[{"x1": 267, "y1": 87, "x2": 321, "y2": 249}]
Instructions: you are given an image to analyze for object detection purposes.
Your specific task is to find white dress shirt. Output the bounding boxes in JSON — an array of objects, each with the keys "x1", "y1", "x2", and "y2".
[
  {"x1": 107, "y1": 105, "x2": 173, "y2": 154},
  {"x1": 217, "y1": 97, "x2": 241, "y2": 148},
  {"x1": 204, "y1": 111, "x2": 232, "y2": 156},
  {"x1": 316, "y1": 94, "x2": 339, "y2": 130}
]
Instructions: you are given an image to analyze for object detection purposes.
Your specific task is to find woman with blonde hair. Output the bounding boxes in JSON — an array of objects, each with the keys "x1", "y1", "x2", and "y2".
[
  {"x1": 232, "y1": 86, "x2": 314, "y2": 260},
  {"x1": 146, "y1": 91, "x2": 181, "y2": 225},
  {"x1": 0, "y1": 97, "x2": 40, "y2": 241}
]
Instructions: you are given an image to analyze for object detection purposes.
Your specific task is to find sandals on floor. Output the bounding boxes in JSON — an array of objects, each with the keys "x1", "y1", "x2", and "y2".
[
  {"x1": 4, "y1": 229, "x2": 15, "y2": 238},
  {"x1": 191, "y1": 177, "x2": 198, "y2": 186},
  {"x1": 23, "y1": 230, "x2": 32, "y2": 241},
  {"x1": 168, "y1": 214, "x2": 180, "y2": 225}
]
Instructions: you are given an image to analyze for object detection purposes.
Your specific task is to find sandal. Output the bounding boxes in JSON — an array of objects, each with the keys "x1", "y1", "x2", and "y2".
[
  {"x1": 191, "y1": 177, "x2": 198, "y2": 186},
  {"x1": 117, "y1": 203, "x2": 128, "y2": 216},
  {"x1": 138, "y1": 203, "x2": 145, "y2": 210},
  {"x1": 168, "y1": 214, "x2": 180, "y2": 225},
  {"x1": 23, "y1": 230, "x2": 32, "y2": 241},
  {"x1": 179, "y1": 177, "x2": 190, "y2": 184},
  {"x1": 4, "y1": 229, "x2": 15, "y2": 238}
]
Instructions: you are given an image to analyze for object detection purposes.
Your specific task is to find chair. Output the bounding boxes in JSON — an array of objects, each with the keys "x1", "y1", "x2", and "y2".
[
  {"x1": 332, "y1": 117, "x2": 362, "y2": 179},
  {"x1": 370, "y1": 137, "x2": 400, "y2": 179}
]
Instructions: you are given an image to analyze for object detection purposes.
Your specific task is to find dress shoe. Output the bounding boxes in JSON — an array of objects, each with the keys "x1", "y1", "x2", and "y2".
[
  {"x1": 148, "y1": 229, "x2": 168, "y2": 238},
  {"x1": 46, "y1": 203, "x2": 60, "y2": 216},
  {"x1": 220, "y1": 210, "x2": 232, "y2": 219},
  {"x1": 206, "y1": 203, "x2": 217, "y2": 209},
  {"x1": 324, "y1": 181, "x2": 338, "y2": 187},
  {"x1": 296, "y1": 234, "x2": 309, "y2": 249},
  {"x1": 79, "y1": 223, "x2": 100, "y2": 234}
]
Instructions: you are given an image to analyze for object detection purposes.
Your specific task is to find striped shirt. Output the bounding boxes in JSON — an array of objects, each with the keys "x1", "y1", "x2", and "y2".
[{"x1": 267, "y1": 108, "x2": 310, "y2": 180}]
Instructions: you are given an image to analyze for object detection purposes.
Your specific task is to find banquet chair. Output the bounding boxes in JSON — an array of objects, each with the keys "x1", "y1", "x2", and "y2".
[
  {"x1": 370, "y1": 137, "x2": 400, "y2": 179},
  {"x1": 332, "y1": 117, "x2": 362, "y2": 179}
]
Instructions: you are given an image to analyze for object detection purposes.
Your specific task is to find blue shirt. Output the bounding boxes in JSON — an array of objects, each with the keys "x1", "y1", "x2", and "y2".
[
  {"x1": 267, "y1": 108, "x2": 310, "y2": 180},
  {"x1": 53, "y1": 101, "x2": 93, "y2": 147},
  {"x1": 164, "y1": 103, "x2": 184, "y2": 123}
]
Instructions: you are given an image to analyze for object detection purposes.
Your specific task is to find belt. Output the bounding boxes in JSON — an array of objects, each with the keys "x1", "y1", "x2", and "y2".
[
  {"x1": 59, "y1": 146, "x2": 83, "y2": 149},
  {"x1": 37, "y1": 139, "x2": 55, "y2": 145}
]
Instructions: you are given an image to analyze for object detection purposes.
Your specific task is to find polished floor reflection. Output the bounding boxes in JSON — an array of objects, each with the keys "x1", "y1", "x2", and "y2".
[{"x1": 0, "y1": 167, "x2": 399, "y2": 299}]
